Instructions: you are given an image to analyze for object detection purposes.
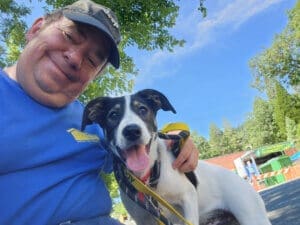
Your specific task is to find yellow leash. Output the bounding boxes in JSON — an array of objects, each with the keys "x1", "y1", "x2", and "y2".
[
  {"x1": 160, "y1": 122, "x2": 191, "y2": 155},
  {"x1": 161, "y1": 122, "x2": 190, "y2": 134},
  {"x1": 125, "y1": 169, "x2": 194, "y2": 225}
]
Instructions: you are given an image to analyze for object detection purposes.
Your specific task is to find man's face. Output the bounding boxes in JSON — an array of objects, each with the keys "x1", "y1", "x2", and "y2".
[{"x1": 16, "y1": 17, "x2": 111, "y2": 108}]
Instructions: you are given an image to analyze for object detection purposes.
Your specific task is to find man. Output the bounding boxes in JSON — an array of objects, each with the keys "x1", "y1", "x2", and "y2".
[{"x1": 0, "y1": 0, "x2": 199, "y2": 224}]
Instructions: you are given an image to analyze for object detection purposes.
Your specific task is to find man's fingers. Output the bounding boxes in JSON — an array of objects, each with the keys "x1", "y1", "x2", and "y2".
[
  {"x1": 172, "y1": 144, "x2": 190, "y2": 169},
  {"x1": 172, "y1": 137, "x2": 199, "y2": 172}
]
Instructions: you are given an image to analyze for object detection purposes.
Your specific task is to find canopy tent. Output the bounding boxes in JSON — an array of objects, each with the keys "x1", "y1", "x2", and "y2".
[{"x1": 254, "y1": 141, "x2": 295, "y2": 157}]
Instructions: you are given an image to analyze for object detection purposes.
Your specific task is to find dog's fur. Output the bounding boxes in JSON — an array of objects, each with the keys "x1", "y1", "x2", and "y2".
[{"x1": 81, "y1": 89, "x2": 271, "y2": 225}]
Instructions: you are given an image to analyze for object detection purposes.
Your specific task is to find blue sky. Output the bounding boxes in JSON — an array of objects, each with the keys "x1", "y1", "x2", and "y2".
[
  {"x1": 129, "y1": 0, "x2": 297, "y2": 138},
  {"x1": 25, "y1": 0, "x2": 297, "y2": 138}
]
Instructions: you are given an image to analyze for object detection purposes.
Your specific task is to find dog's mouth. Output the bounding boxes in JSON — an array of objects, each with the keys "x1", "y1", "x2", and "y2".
[{"x1": 121, "y1": 142, "x2": 151, "y2": 174}]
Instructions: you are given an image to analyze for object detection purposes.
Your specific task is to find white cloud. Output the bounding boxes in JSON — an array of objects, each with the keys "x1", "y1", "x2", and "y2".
[{"x1": 134, "y1": 0, "x2": 283, "y2": 87}]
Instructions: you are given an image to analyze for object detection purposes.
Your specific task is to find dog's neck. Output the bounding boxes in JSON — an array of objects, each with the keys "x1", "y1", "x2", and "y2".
[
  {"x1": 139, "y1": 159, "x2": 160, "y2": 187},
  {"x1": 137, "y1": 134, "x2": 164, "y2": 186}
]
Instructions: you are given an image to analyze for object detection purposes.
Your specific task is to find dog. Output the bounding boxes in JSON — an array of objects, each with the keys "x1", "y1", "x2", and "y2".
[{"x1": 81, "y1": 89, "x2": 271, "y2": 225}]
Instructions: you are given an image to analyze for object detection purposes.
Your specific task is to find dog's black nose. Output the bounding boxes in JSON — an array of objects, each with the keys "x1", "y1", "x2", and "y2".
[{"x1": 123, "y1": 124, "x2": 141, "y2": 141}]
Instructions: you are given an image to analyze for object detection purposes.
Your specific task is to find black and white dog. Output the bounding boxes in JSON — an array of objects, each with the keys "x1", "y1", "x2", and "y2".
[{"x1": 81, "y1": 89, "x2": 271, "y2": 225}]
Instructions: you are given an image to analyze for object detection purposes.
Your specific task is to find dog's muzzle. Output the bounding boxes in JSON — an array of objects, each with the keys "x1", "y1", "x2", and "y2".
[
  {"x1": 122, "y1": 124, "x2": 142, "y2": 141},
  {"x1": 115, "y1": 128, "x2": 157, "y2": 175}
]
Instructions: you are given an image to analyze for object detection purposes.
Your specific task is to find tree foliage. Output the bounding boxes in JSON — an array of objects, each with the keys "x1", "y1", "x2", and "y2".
[
  {"x1": 208, "y1": 123, "x2": 224, "y2": 155},
  {"x1": 243, "y1": 97, "x2": 281, "y2": 148},
  {"x1": 0, "y1": 0, "x2": 29, "y2": 67},
  {"x1": 222, "y1": 120, "x2": 244, "y2": 154},
  {"x1": 286, "y1": 117, "x2": 298, "y2": 142},
  {"x1": 190, "y1": 131, "x2": 211, "y2": 159},
  {"x1": 249, "y1": 1, "x2": 300, "y2": 92}
]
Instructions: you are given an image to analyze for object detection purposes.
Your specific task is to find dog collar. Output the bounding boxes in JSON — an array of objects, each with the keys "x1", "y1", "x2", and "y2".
[
  {"x1": 140, "y1": 169, "x2": 151, "y2": 184},
  {"x1": 149, "y1": 160, "x2": 161, "y2": 188},
  {"x1": 139, "y1": 159, "x2": 161, "y2": 188}
]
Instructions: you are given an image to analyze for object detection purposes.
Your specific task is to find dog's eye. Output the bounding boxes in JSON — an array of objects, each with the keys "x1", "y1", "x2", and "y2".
[
  {"x1": 108, "y1": 111, "x2": 120, "y2": 120},
  {"x1": 138, "y1": 106, "x2": 148, "y2": 116}
]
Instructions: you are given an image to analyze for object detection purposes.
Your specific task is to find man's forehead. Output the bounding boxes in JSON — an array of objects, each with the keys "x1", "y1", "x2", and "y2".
[
  {"x1": 59, "y1": 17, "x2": 111, "y2": 58},
  {"x1": 58, "y1": 18, "x2": 89, "y2": 37}
]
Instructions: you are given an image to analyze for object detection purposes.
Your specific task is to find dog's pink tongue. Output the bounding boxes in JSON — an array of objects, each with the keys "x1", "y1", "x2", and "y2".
[{"x1": 126, "y1": 145, "x2": 149, "y2": 173}]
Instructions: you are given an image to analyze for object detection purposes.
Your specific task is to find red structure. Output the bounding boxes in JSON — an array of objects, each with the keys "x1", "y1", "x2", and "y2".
[{"x1": 205, "y1": 151, "x2": 246, "y2": 170}]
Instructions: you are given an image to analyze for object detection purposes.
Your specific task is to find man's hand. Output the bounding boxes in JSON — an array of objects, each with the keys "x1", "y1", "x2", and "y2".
[{"x1": 166, "y1": 131, "x2": 199, "y2": 173}]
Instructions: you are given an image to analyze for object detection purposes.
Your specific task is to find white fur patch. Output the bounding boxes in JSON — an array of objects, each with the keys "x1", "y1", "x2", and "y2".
[{"x1": 115, "y1": 95, "x2": 151, "y2": 149}]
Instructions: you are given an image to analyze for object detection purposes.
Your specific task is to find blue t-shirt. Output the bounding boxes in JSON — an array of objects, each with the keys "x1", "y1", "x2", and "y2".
[{"x1": 0, "y1": 68, "x2": 113, "y2": 225}]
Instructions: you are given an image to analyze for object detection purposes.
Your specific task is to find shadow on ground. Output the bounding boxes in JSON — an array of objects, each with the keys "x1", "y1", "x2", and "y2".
[{"x1": 260, "y1": 179, "x2": 300, "y2": 225}]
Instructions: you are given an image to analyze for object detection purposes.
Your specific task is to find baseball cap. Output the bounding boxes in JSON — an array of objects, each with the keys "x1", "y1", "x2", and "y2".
[{"x1": 62, "y1": 0, "x2": 121, "y2": 68}]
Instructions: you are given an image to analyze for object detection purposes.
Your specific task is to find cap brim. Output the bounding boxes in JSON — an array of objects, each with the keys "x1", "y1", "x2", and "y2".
[{"x1": 63, "y1": 11, "x2": 120, "y2": 69}]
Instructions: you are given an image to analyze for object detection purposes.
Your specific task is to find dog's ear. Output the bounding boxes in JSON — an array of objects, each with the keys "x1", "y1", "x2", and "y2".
[
  {"x1": 81, "y1": 97, "x2": 110, "y2": 131},
  {"x1": 136, "y1": 89, "x2": 176, "y2": 114}
]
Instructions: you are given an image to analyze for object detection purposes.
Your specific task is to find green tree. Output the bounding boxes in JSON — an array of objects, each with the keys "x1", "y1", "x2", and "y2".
[
  {"x1": 192, "y1": 123, "x2": 246, "y2": 159},
  {"x1": 0, "y1": 0, "x2": 29, "y2": 67},
  {"x1": 286, "y1": 117, "x2": 298, "y2": 141},
  {"x1": 243, "y1": 97, "x2": 281, "y2": 148},
  {"x1": 208, "y1": 123, "x2": 224, "y2": 156},
  {"x1": 288, "y1": 93, "x2": 300, "y2": 123},
  {"x1": 264, "y1": 79, "x2": 300, "y2": 140},
  {"x1": 111, "y1": 202, "x2": 127, "y2": 220},
  {"x1": 271, "y1": 81, "x2": 291, "y2": 139},
  {"x1": 235, "y1": 125, "x2": 250, "y2": 151},
  {"x1": 190, "y1": 131, "x2": 211, "y2": 159},
  {"x1": 222, "y1": 120, "x2": 244, "y2": 154},
  {"x1": 249, "y1": 1, "x2": 300, "y2": 92}
]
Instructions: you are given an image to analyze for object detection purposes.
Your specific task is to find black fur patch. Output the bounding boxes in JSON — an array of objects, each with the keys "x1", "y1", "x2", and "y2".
[
  {"x1": 185, "y1": 171, "x2": 198, "y2": 188},
  {"x1": 199, "y1": 209, "x2": 239, "y2": 225}
]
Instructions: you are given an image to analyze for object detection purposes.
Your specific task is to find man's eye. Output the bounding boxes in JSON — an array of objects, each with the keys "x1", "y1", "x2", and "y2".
[
  {"x1": 87, "y1": 57, "x2": 96, "y2": 67},
  {"x1": 62, "y1": 30, "x2": 73, "y2": 41}
]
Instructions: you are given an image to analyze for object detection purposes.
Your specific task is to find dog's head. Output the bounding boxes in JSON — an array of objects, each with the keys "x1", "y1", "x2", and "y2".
[{"x1": 81, "y1": 89, "x2": 176, "y2": 176}]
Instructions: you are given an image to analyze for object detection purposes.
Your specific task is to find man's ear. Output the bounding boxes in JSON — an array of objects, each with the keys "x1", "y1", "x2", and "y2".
[{"x1": 26, "y1": 17, "x2": 44, "y2": 42}]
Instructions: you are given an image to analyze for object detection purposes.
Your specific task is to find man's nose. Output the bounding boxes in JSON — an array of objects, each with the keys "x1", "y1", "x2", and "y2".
[{"x1": 64, "y1": 47, "x2": 83, "y2": 70}]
